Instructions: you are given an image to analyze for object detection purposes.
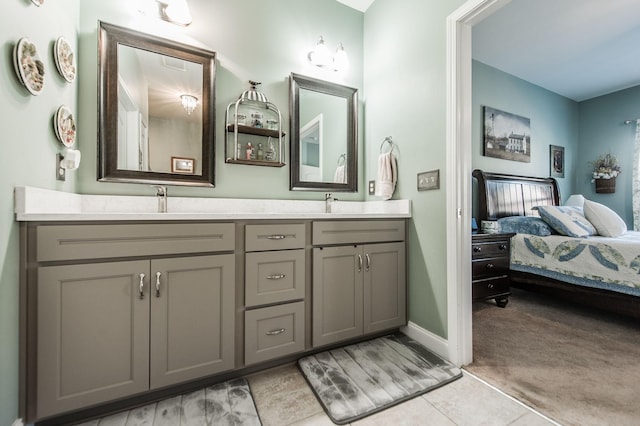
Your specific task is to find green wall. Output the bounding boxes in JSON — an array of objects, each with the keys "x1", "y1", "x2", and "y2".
[
  {"x1": 77, "y1": 0, "x2": 365, "y2": 200},
  {"x1": 1, "y1": 1, "x2": 362, "y2": 424},
  {"x1": 576, "y1": 85, "x2": 640, "y2": 227},
  {"x1": 363, "y1": 0, "x2": 467, "y2": 338},
  {"x1": 472, "y1": 60, "x2": 580, "y2": 211},
  {"x1": 1, "y1": 1, "x2": 79, "y2": 424}
]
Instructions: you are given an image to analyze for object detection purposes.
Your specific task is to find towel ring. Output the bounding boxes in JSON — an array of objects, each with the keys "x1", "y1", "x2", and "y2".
[
  {"x1": 337, "y1": 153, "x2": 346, "y2": 166},
  {"x1": 380, "y1": 136, "x2": 398, "y2": 154}
]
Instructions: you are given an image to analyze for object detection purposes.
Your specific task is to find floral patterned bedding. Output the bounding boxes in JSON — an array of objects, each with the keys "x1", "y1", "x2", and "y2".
[{"x1": 510, "y1": 231, "x2": 640, "y2": 296}]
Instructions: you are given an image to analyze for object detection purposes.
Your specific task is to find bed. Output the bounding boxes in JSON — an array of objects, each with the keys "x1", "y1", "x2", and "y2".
[{"x1": 473, "y1": 169, "x2": 640, "y2": 319}]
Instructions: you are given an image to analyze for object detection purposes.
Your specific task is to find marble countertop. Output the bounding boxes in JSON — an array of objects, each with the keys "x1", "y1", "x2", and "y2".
[{"x1": 14, "y1": 186, "x2": 411, "y2": 221}]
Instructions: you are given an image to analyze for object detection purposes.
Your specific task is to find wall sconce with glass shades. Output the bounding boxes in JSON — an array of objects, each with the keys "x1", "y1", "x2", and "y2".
[
  {"x1": 308, "y1": 36, "x2": 348, "y2": 72},
  {"x1": 180, "y1": 94, "x2": 198, "y2": 115},
  {"x1": 138, "y1": 0, "x2": 193, "y2": 26}
]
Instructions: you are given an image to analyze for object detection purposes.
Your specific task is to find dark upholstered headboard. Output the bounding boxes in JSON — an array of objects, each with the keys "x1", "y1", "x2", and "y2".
[{"x1": 473, "y1": 169, "x2": 561, "y2": 221}]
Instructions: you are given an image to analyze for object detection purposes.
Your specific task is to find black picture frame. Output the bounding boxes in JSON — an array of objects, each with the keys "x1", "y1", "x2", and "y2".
[{"x1": 550, "y1": 145, "x2": 564, "y2": 178}]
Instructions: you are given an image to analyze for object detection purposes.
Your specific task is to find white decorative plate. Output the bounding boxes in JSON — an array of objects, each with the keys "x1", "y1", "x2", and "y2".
[
  {"x1": 54, "y1": 37, "x2": 76, "y2": 83},
  {"x1": 14, "y1": 38, "x2": 45, "y2": 96},
  {"x1": 55, "y1": 105, "x2": 76, "y2": 147},
  {"x1": 31, "y1": 0, "x2": 45, "y2": 6}
]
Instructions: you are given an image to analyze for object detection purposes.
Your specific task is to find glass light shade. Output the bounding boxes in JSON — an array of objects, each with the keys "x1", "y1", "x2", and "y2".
[
  {"x1": 333, "y1": 43, "x2": 348, "y2": 71},
  {"x1": 163, "y1": 0, "x2": 192, "y2": 26},
  {"x1": 309, "y1": 36, "x2": 331, "y2": 67},
  {"x1": 181, "y1": 94, "x2": 198, "y2": 115}
]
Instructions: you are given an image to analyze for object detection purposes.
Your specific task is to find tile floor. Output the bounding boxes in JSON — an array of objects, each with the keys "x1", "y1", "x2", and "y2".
[
  {"x1": 246, "y1": 363, "x2": 559, "y2": 426},
  {"x1": 79, "y1": 362, "x2": 559, "y2": 425}
]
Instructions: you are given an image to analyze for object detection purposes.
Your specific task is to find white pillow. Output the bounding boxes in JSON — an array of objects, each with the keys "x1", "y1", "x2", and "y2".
[
  {"x1": 536, "y1": 205, "x2": 596, "y2": 237},
  {"x1": 583, "y1": 200, "x2": 627, "y2": 237}
]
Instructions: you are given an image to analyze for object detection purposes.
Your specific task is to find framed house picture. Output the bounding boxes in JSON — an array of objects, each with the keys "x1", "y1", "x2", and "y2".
[
  {"x1": 171, "y1": 157, "x2": 195, "y2": 174},
  {"x1": 483, "y1": 106, "x2": 531, "y2": 163},
  {"x1": 550, "y1": 145, "x2": 564, "y2": 178}
]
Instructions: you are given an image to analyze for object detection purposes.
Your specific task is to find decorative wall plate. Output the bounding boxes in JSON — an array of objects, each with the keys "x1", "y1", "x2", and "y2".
[
  {"x1": 31, "y1": 0, "x2": 45, "y2": 6},
  {"x1": 14, "y1": 38, "x2": 45, "y2": 95},
  {"x1": 54, "y1": 37, "x2": 76, "y2": 83},
  {"x1": 54, "y1": 105, "x2": 76, "y2": 147}
]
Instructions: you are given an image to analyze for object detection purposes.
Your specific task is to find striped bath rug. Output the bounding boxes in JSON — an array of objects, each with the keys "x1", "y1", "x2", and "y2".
[{"x1": 298, "y1": 333, "x2": 462, "y2": 424}]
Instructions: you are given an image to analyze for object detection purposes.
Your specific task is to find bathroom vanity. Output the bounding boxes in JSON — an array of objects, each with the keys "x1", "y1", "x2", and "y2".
[{"x1": 16, "y1": 187, "x2": 410, "y2": 424}]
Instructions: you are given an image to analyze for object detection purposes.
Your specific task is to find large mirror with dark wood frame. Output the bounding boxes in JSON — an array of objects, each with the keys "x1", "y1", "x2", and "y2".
[
  {"x1": 289, "y1": 73, "x2": 357, "y2": 192},
  {"x1": 98, "y1": 21, "x2": 216, "y2": 186}
]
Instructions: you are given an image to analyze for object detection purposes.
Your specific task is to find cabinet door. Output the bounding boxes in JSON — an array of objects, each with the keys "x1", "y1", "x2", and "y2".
[
  {"x1": 37, "y1": 261, "x2": 150, "y2": 419},
  {"x1": 312, "y1": 246, "x2": 363, "y2": 347},
  {"x1": 150, "y1": 254, "x2": 235, "y2": 389},
  {"x1": 364, "y1": 242, "x2": 406, "y2": 333}
]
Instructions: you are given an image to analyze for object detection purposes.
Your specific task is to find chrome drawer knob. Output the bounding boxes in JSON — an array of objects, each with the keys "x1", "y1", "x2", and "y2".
[
  {"x1": 473, "y1": 246, "x2": 481, "y2": 252},
  {"x1": 486, "y1": 263, "x2": 494, "y2": 269},
  {"x1": 499, "y1": 244, "x2": 507, "y2": 250},
  {"x1": 488, "y1": 283, "x2": 494, "y2": 289}
]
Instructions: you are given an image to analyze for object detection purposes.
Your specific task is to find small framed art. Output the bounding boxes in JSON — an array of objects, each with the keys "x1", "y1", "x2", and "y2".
[
  {"x1": 171, "y1": 157, "x2": 194, "y2": 174},
  {"x1": 549, "y1": 145, "x2": 564, "y2": 178}
]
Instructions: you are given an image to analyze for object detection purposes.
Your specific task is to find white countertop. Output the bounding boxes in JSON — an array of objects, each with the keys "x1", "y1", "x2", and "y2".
[{"x1": 14, "y1": 186, "x2": 412, "y2": 221}]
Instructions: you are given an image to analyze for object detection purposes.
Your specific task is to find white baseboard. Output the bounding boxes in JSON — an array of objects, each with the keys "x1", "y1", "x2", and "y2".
[
  {"x1": 400, "y1": 321, "x2": 450, "y2": 361},
  {"x1": 12, "y1": 418, "x2": 24, "y2": 426}
]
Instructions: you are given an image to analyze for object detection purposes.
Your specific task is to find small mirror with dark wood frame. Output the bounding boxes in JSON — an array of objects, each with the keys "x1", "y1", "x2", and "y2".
[
  {"x1": 98, "y1": 21, "x2": 216, "y2": 187},
  {"x1": 289, "y1": 73, "x2": 357, "y2": 192}
]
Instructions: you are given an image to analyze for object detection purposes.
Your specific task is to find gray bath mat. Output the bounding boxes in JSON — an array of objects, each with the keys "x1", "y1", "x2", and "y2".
[
  {"x1": 76, "y1": 377, "x2": 261, "y2": 426},
  {"x1": 298, "y1": 334, "x2": 462, "y2": 424}
]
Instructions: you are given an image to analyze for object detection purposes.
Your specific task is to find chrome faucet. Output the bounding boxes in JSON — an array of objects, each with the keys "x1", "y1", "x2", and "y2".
[
  {"x1": 155, "y1": 185, "x2": 167, "y2": 213},
  {"x1": 325, "y1": 193, "x2": 337, "y2": 213}
]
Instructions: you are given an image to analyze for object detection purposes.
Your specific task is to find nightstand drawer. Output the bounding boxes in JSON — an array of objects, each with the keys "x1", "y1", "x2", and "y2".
[
  {"x1": 472, "y1": 240, "x2": 510, "y2": 260},
  {"x1": 473, "y1": 276, "x2": 510, "y2": 300},
  {"x1": 472, "y1": 257, "x2": 509, "y2": 278}
]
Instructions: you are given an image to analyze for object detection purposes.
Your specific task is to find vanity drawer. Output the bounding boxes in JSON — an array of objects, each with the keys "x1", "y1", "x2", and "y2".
[
  {"x1": 244, "y1": 301, "x2": 305, "y2": 365},
  {"x1": 36, "y1": 223, "x2": 235, "y2": 262},
  {"x1": 472, "y1": 257, "x2": 510, "y2": 279},
  {"x1": 313, "y1": 220, "x2": 405, "y2": 245},
  {"x1": 245, "y1": 224, "x2": 306, "y2": 252},
  {"x1": 245, "y1": 249, "x2": 305, "y2": 307}
]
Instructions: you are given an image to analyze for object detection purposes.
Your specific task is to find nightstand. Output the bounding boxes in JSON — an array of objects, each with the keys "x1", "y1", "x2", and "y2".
[{"x1": 472, "y1": 232, "x2": 515, "y2": 308}]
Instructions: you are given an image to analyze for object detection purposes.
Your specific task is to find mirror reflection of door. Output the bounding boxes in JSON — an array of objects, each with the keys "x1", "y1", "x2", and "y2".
[
  {"x1": 300, "y1": 114, "x2": 323, "y2": 182},
  {"x1": 117, "y1": 44, "x2": 203, "y2": 175},
  {"x1": 298, "y1": 88, "x2": 348, "y2": 184}
]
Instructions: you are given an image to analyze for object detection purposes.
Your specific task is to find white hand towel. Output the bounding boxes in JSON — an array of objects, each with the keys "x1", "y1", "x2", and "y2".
[
  {"x1": 334, "y1": 164, "x2": 346, "y2": 183},
  {"x1": 375, "y1": 152, "x2": 397, "y2": 200}
]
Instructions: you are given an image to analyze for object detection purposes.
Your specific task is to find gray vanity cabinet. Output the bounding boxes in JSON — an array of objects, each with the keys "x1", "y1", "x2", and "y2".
[
  {"x1": 312, "y1": 221, "x2": 407, "y2": 348},
  {"x1": 244, "y1": 224, "x2": 306, "y2": 365},
  {"x1": 27, "y1": 223, "x2": 236, "y2": 421}
]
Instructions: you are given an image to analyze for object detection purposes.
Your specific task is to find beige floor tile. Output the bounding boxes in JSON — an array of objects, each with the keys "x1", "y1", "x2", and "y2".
[
  {"x1": 289, "y1": 412, "x2": 337, "y2": 426},
  {"x1": 352, "y1": 396, "x2": 456, "y2": 426},
  {"x1": 248, "y1": 363, "x2": 325, "y2": 426},
  {"x1": 422, "y1": 374, "x2": 532, "y2": 426},
  {"x1": 509, "y1": 411, "x2": 559, "y2": 426}
]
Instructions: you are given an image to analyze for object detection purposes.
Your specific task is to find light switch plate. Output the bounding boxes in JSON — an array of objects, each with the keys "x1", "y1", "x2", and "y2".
[
  {"x1": 368, "y1": 180, "x2": 375, "y2": 195},
  {"x1": 417, "y1": 169, "x2": 439, "y2": 191}
]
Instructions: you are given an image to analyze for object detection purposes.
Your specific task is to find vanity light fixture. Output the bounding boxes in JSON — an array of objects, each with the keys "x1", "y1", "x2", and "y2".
[
  {"x1": 139, "y1": 0, "x2": 193, "y2": 26},
  {"x1": 308, "y1": 36, "x2": 348, "y2": 72},
  {"x1": 180, "y1": 94, "x2": 198, "y2": 115}
]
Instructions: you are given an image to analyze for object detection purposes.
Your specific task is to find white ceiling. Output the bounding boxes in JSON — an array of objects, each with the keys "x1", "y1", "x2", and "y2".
[
  {"x1": 335, "y1": 0, "x2": 374, "y2": 13},
  {"x1": 473, "y1": 0, "x2": 640, "y2": 102}
]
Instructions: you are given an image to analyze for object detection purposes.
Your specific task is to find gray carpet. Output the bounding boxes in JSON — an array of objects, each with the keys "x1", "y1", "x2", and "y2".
[
  {"x1": 467, "y1": 287, "x2": 640, "y2": 426},
  {"x1": 298, "y1": 333, "x2": 462, "y2": 424}
]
